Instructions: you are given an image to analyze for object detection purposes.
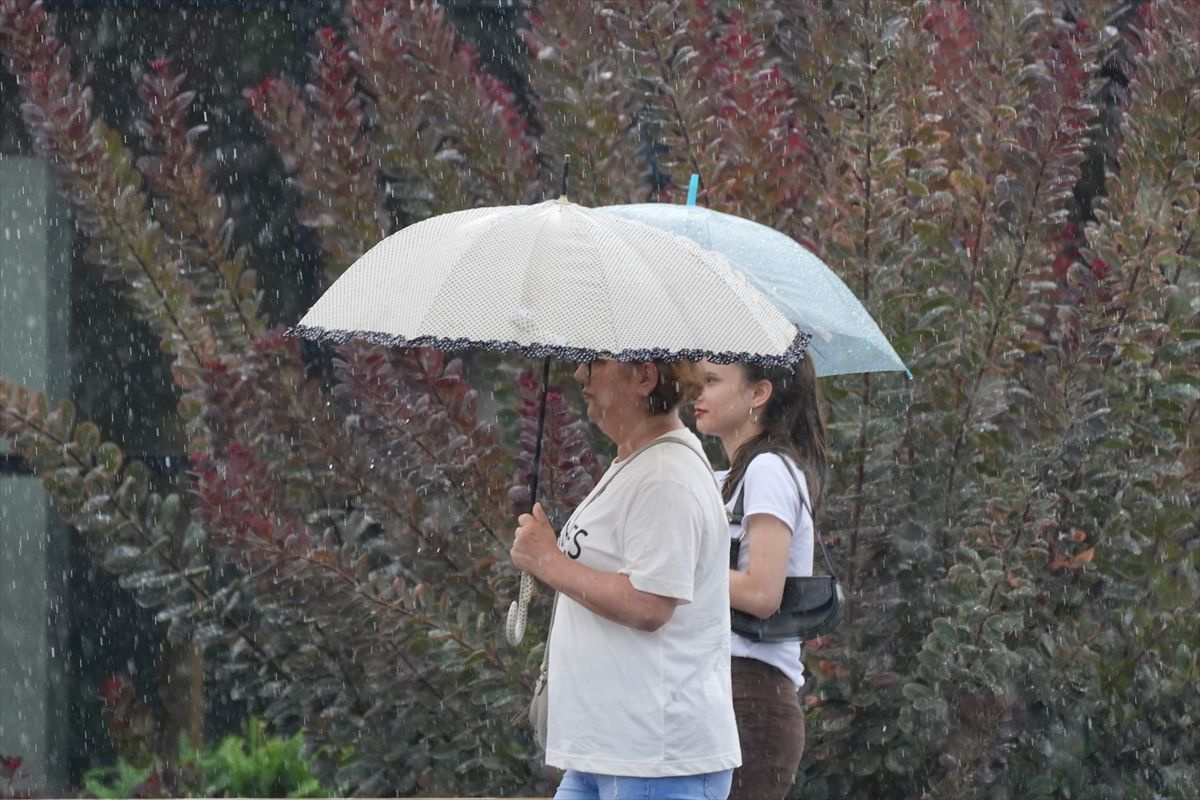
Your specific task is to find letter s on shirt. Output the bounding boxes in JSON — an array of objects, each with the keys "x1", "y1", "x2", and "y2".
[{"x1": 559, "y1": 523, "x2": 589, "y2": 560}]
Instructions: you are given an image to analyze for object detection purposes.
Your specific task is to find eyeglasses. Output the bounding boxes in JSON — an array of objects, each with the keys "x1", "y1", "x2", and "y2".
[{"x1": 579, "y1": 358, "x2": 611, "y2": 378}]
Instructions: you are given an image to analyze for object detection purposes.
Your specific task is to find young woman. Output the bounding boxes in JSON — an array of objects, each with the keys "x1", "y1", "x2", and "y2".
[
  {"x1": 693, "y1": 354, "x2": 828, "y2": 800},
  {"x1": 510, "y1": 357, "x2": 741, "y2": 800}
]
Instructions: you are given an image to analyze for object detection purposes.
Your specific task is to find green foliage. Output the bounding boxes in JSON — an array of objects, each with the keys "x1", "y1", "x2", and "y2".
[
  {"x1": 191, "y1": 718, "x2": 324, "y2": 799},
  {"x1": 1, "y1": 0, "x2": 1197, "y2": 797},
  {"x1": 83, "y1": 759, "x2": 153, "y2": 800},
  {"x1": 82, "y1": 718, "x2": 326, "y2": 799}
]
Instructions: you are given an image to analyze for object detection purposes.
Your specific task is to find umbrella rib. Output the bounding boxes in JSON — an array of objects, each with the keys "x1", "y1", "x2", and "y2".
[
  {"x1": 650, "y1": 242, "x2": 708, "y2": 360},
  {"x1": 521, "y1": 208, "x2": 569, "y2": 351},
  {"x1": 578, "y1": 213, "x2": 622, "y2": 356},
  {"x1": 689, "y1": 248, "x2": 781, "y2": 363},
  {"x1": 422, "y1": 208, "x2": 515, "y2": 345}
]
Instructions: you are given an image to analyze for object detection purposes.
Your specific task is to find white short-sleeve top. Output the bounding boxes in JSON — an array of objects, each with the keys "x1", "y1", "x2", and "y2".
[{"x1": 716, "y1": 452, "x2": 814, "y2": 687}]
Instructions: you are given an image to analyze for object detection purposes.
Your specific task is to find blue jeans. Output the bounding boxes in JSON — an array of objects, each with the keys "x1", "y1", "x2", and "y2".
[{"x1": 554, "y1": 768, "x2": 733, "y2": 800}]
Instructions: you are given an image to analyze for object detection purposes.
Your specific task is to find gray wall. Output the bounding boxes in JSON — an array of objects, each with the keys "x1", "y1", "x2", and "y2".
[{"x1": 0, "y1": 155, "x2": 72, "y2": 793}]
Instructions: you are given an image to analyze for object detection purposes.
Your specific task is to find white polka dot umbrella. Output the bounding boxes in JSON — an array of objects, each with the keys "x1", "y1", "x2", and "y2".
[
  {"x1": 292, "y1": 198, "x2": 805, "y2": 367},
  {"x1": 290, "y1": 197, "x2": 808, "y2": 644}
]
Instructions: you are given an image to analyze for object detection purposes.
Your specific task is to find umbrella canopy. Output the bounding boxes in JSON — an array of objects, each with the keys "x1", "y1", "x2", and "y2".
[
  {"x1": 293, "y1": 198, "x2": 806, "y2": 367},
  {"x1": 598, "y1": 202, "x2": 909, "y2": 378}
]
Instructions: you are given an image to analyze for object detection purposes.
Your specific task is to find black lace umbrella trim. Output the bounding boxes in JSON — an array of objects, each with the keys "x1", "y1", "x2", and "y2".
[{"x1": 287, "y1": 325, "x2": 811, "y2": 369}]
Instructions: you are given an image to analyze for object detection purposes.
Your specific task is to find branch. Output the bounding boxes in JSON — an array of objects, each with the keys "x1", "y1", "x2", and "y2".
[{"x1": 136, "y1": 59, "x2": 262, "y2": 342}]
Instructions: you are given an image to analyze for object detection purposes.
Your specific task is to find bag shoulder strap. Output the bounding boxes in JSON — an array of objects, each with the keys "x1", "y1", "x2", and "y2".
[
  {"x1": 576, "y1": 432, "x2": 713, "y2": 515},
  {"x1": 728, "y1": 455, "x2": 838, "y2": 581}
]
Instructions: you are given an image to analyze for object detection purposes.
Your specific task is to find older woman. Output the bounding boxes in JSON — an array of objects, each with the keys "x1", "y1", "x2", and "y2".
[{"x1": 511, "y1": 357, "x2": 740, "y2": 800}]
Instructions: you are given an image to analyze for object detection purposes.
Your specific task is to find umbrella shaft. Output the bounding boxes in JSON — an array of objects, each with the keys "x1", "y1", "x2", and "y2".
[{"x1": 528, "y1": 357, "x2": 552, "y2": 506}]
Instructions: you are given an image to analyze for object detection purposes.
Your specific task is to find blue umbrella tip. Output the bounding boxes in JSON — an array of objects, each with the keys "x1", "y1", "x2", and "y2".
[{"x1": 686, "y1": 174, "x2": 699, "y2": 207}]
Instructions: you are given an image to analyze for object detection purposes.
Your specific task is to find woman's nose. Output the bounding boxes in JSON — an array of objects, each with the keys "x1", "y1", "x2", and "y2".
[{"x1": 573, "y1": 363, "x2": 588, "y2": 383}]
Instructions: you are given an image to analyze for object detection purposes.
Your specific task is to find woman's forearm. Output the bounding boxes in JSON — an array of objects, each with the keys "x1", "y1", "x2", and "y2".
[
  {"x1": 542, "y1": 556, "x2": 679, "y2": 632},
  {"x1": 729, "y1": 568, "x2": 785, "y2": 619},
  {"x1": 729, "y1": 513, "x2": 792, "y2": 618}
]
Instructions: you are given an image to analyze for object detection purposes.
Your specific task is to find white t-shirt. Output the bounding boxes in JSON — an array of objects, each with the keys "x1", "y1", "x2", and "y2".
[
  {"x1": 716, "y1": 452, "x2": 814, "y2": 688},
  {"x1": 545, "y1": 428, "x2": 742, "y2": 777}
]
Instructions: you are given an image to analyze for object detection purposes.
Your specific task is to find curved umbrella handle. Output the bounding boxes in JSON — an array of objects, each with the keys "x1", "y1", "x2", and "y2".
[{"x1": 506, "y1": 571, "x2": 534, "y2": 644}]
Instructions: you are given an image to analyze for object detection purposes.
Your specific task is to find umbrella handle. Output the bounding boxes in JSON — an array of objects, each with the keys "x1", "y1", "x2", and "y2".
[
  {"x1": 506, "y1": 357, "x2": 551, "y2": 646},
  {"x1": 506, "y1": 572, "x2": 534, "y2": 645}
]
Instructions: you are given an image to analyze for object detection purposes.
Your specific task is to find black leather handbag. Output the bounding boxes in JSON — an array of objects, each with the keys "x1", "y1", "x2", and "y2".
[{"x1": 728, "y1": 461, "x2": 845, "y2": 643}]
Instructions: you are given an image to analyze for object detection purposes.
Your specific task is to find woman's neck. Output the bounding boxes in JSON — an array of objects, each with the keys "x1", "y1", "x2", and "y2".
[
  {"x1": 720, "y1": 423, "x2": 764, "y2": 465},
  {"x1": 613, "y1": 413, "x2": 684, "y2": 460}
]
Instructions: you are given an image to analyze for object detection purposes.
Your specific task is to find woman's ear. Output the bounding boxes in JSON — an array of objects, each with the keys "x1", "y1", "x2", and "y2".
[
  {"x1": 639, "y1": 362, "x2": 661, "y2": 396},
  {"x1": 616, "y1": 361, "x2": 658, "y2": 397},
  {"x1": 752, "y1": 378, "x2": 774, "y2": 409}
]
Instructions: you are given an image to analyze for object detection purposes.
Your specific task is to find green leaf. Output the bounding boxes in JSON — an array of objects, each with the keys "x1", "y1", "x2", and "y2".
[
  {"x1": 902, "y1": 682, "x2": 933, "y2": 701},
  {"x1": 72, "y1": 421, "x2": 102, "y2": 458},
  {"x1": 96, "y1": 441, "x2": 123, "y2": 472}
]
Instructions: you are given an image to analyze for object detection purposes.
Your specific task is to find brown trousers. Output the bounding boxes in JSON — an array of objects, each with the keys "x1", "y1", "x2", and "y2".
[{"x1": 730, "y1": 656, "x2": 806, "y2": 800}]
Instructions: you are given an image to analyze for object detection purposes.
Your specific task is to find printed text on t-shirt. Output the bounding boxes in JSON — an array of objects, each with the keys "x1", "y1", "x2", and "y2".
[{"x1": 559, "y1": 522, "x2": 589, "y2": 560}]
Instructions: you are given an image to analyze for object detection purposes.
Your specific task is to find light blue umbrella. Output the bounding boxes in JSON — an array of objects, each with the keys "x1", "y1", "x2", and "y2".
[{"x1": 600, "y1": 175, "x2": 910, "y2": 378}]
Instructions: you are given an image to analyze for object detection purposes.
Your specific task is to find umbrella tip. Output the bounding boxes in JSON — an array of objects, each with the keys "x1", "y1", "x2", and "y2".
[{"x1": 686, "y1": 174, "x2": 699, "y2": 206}]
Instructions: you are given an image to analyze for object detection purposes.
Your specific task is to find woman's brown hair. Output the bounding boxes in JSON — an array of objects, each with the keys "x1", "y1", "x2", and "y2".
[
  {"x1": 647, "y1": 359, "x2": 705, "y2": 416},
  {"x1": 720, "y1": 353, "x2": 829, "y2": 514}
]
